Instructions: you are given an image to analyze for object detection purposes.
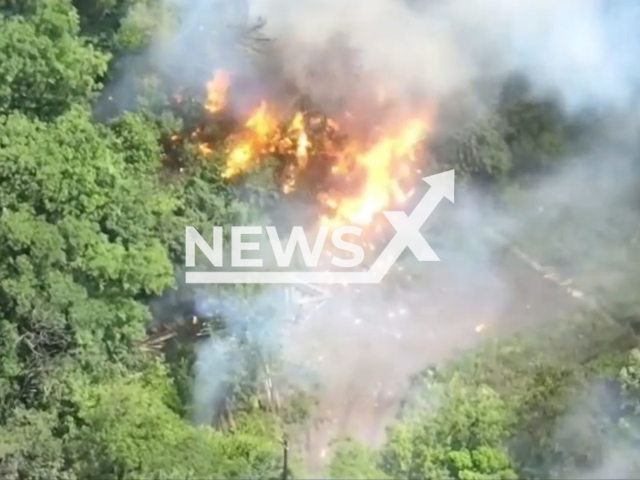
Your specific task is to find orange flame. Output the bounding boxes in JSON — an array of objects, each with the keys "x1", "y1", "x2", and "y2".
[
  {"x1": 192, "y1": 71, "x2": 433, "y2": 233},
  {"x1": 319, "y1": 119, "x2": 429, "y2": 228},
  {"x1": 205, "y1": 70, "x2": 230, "y2": 113},
  {"x1": 289, "y1": 112, "x2": 310, "y2": 169},
  {"x1": 223, "y1": 102, "x2": 280, "y2": 178},
  {"x1": 282, "y1": 112, "x2": 310, "y2": 193}
]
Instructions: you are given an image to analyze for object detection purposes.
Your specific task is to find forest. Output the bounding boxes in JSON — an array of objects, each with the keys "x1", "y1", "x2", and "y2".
[{"x1": 1, "y1": 0, "x2": 640, "y2": 479}]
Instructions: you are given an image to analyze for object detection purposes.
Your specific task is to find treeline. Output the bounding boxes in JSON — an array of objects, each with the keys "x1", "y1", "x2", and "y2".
[
  {"x1": 329, "y1": 313, "x2": 640, "y2": 478},
  {"x1": 0, "y1": 1, "x2": 285, "y2": 478},
  {"x1": 0, "y1": 1, "x2": 639, "y2": 479}
]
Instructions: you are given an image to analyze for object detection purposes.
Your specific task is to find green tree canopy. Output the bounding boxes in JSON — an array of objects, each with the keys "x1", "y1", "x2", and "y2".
[{"x1": 0, "y1": 0, "x2": 109, "y2": 120}]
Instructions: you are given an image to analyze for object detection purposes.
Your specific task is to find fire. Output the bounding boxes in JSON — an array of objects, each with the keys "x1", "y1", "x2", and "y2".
[
  {"x1": 192, "y1": 69, "x2": 432, "y2": 232},
  {"x1": 289, "y1": 112, "x2": 309, "y2": 169},
  {"x1": 204, "y1": 94, "x2": 311, "y2": 182},
  {"x1": 282, "y1": 112, "x2": 310, "y2": 193},
  {"x1": 223, "y1": 102, "x2": 280, "y2": 178},
  {"x1": 319, "y1": 119, "x2": 429, "y2": 228},
  {"x1": 245, "y1": 102, "x2": 279, "y2": 142},
  {"x1": 205, "y1": 70, "x2": 230, "y2": 113}
]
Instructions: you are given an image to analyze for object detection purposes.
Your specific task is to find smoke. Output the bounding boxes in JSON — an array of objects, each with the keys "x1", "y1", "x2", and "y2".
[
  {"x1": 152, "y1": 0, "x2": 250, "y2": 84},
  {"x1": 546, "y1": 378, "x2": 640, "y2": 479},
  {"x1": 190, "y1": 286, "x2": 295, "y2": 425},
  {"x1": 126, "y1": 0, "x2": 640, "y2": 474},
  {"x1": 192, "y1": 333, "x2": 240, "y2": 426},
  {"x1": 247, "y1": 0, "x2": 640, "y2": 115}
]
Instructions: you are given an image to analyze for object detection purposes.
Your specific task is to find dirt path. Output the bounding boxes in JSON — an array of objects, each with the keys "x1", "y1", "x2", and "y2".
[{"x1": 283, "y1": 252, "x2": 580, "y2": 476}]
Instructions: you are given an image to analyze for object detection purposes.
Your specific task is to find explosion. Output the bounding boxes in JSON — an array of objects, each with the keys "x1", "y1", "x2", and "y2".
[
  {"x1": 190, "y1": 69, "x2": 433, "y2": 232},
  {"x1": 317, "y1": 119, "x2": 428, "y2": 228}
]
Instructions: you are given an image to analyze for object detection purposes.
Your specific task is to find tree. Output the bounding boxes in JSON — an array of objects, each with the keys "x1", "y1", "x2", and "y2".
[
  {"x1": 0, "y1": 102, "x2": 285, "y2": 478},
  {"x1": 498, "y1": 77, "x2": 568, "y2": 174},
  {"x1": 432, "y1": 113, "x2": 513, "y2": 183},
  {"x1": 69, "y1": 362, "x2": 282, "y2": 479},
  {"x1": 0, "y1": 105, "x2": 176, "y2": 423},
  {"x1": 381, "y1": 374, "x2": 517, "y2": 480},
  {"x1": 329, "y1": 438, "x2": 388, "y2": 479},
  {"x1": 0, "y1": 0, "x2": 109, "y2": 120}
]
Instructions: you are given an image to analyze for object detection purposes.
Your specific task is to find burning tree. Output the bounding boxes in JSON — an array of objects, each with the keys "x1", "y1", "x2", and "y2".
[{"x1": 164, "y1": 37, "x2": 436, "y2": 243}]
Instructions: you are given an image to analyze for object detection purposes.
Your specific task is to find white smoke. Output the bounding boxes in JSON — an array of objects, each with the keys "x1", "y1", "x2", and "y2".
[
  {"x1": 246, "y1": 0, "x2": 640, "y2": 114},
  {"x1": 140, "y1": 0, "x2": 640, "y2": 474}
]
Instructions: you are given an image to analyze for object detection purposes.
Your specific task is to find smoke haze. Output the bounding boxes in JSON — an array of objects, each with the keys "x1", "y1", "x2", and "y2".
[
  {"x1": 139, "y1": 0, "x2": 640, "y2": 476},
  {"x1": 247, "y1": 0, "x2": 640, "y2": 114}
]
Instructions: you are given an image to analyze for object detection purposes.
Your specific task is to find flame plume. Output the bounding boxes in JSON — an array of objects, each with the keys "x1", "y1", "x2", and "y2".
[{"x1": 190, "y1": 69, "x2": 433, "y2": 232}]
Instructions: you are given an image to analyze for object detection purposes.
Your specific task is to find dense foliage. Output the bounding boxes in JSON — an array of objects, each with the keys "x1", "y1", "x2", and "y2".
[{"x1": 1, "y1": 0, "x2": 639, "y2": 479}]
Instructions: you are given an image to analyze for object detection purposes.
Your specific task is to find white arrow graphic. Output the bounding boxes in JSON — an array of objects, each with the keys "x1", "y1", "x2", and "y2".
[
  {"x1": 185, "y1": 170, "x2": 454, "y2": 284},
  {"x1": 367, "y1": 169, "x2": 454, "y2": 282}
]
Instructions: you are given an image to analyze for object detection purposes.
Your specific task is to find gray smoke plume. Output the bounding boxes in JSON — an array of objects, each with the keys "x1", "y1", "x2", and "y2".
[
  {"x1": 191, "y1": 286, "x2": 291, "y2": 425},
  {"x1": 547, "y1": 374, "x2": 640, "y2": 480},
  {"x1": 247, "y1": 0, "x2": 640, "y2": 115}
]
